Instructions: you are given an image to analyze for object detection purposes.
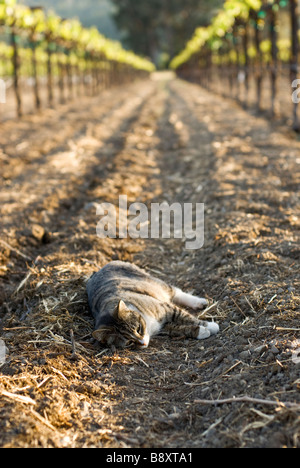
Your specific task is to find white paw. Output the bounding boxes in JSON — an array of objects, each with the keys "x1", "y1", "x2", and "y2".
[
  {"x1": 197, "y1": 322, "x2": 219, "y2": 340},
  {"x1": 190, "y1": 297, "x2": 208, "y2": 310},
  {"x1": 197, "y1": 326, "x2": 211, "y2": 340},
  {"x1": 206, "y1": 322, "x2": 219, "y2": 335}
]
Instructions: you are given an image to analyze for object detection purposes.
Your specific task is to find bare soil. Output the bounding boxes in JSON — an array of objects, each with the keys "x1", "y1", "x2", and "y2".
[{"x1": 0, "y1": 74, "x2": 299, "y2": 448}]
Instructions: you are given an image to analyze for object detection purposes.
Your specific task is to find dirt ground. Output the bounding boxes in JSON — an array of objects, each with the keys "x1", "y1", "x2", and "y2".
[{"x1": 0, "y1": 73, "x2": 299, "y2": 448}]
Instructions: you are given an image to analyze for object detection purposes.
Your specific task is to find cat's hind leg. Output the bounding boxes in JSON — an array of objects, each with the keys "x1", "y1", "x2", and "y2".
[{"x1": 172, "y1": 287, "x2": 208, "y2": 310}]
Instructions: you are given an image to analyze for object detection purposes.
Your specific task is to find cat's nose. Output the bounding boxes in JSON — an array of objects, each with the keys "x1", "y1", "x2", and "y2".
[{"x1": 139, "y1": 334, "x2": 150, "y2": 348}]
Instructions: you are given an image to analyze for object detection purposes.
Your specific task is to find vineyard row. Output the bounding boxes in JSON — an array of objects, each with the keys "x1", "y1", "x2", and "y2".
[
  {"x1": 171, "y1": 0, "x2": 300, "y2": 131},
  {"x1": 0, "y1": 0, "x2": 155, "y2": 117}
]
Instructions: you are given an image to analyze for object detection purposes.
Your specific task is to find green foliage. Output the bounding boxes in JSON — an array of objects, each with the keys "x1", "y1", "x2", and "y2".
[
  {"x1": 19, "y1": 0, "x2": 227, "y2": 68},
  {"x1": 170, "y1": 0, "x2": 293, "y2": 69},
  {"x1": 0, "y1": 1, "x2": 155, "y2": 73},
  {"x1": 20, "y1": 0, "x2": 120, "y2": 40}
]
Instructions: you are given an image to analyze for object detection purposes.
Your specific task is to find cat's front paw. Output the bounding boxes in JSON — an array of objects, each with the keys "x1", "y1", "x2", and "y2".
[
  {"x1": 190, "y1": 297, "x2": 208, "y2": 310},
  {"x1": 206, "y1": 322, "x2": 219, "y2": 335},
  {"x1": 197, "y1": 326, "x2": 211, "y2": 340},
  {"x1": 197, "y1": 322, "x2": 219, "y2": 340}
]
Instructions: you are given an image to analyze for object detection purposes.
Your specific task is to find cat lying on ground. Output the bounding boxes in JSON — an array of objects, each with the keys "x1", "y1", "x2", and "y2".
[{"x1": 87, "y1": 261, "x2": 219, "y2": 349}]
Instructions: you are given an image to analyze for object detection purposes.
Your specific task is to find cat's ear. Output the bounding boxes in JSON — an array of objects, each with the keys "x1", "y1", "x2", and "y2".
[
  {"x1": 116, "y1": 300, "x2": 129, "y2": 319},
  {"x1": 92, "y1": 326, "x2": 110, "y2": 342}
]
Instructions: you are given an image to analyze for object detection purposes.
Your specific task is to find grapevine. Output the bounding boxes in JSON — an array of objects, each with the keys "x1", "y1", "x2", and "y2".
[
  {"x1": 170, "y1": 0, "x2": 299, "y2": 131},
  {"x1": 0, "y1": 0, "x2": 155, "y2": 116}
]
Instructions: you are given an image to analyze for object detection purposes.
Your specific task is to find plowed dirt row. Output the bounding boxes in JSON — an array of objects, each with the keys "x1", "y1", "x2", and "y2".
[{"x1": 0, "y1": 76, "x2": 299, "y2": 448}]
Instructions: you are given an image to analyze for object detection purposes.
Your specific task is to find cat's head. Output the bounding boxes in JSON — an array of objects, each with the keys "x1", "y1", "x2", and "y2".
[{"x1": 93, "y1": 300, "x2": 149, "y2": 348}]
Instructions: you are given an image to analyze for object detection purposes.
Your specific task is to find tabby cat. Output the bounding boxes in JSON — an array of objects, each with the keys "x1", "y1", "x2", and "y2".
[{"x1": 87, "y1": 261, "x2": 219, "y2": 349}]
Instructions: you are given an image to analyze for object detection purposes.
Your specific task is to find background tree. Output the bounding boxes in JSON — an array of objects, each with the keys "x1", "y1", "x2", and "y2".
[{"x1": 111, "y1": 0, "x2": 224, "y2": 67}]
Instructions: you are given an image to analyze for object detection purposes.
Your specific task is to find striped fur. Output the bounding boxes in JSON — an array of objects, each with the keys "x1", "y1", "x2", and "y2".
[{"x1": 87, "y1": 261, "x2": 219, "y2": 349}]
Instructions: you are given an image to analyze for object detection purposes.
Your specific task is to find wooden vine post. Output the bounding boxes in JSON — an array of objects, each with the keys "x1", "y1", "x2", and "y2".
[
  {"x1": 31, "y1": 39, "x2": 41, "y2": 110},
  {"x1": 58, "y1": 50, "x2": 66, "y2": 105},
  {"x1": 207, "y1": 48, "x2": 213, "y2": 91},
  {"x1": 230, "y1": 33, "x2": 236, "y2": 99},
  {"x1": 46, "y1": 33, "x2": 54, "y2": 107},
  {"x1": 253, "y1": 10, "x2": 263, "y2": 111},
  {"x1": 242, "y1": 22, "x2": 250, "y2": 108},
  {"x1": 11, "y1": 22, "x2": 22, "y2": 117},
  {"x1": 29, "y1": 7, "x2": 43, "y2": 111},
  {"x1": 233, "y1": 23, "x2": 242, "y2": 102},
  {"x1": 269, "y1": 2, "x2": 279, "y2": 117},
  {"x1": 66, "y1": 48, "x2": 74, "y2": 100},
  {"x1": 290, "y1": 0, "x2": 299, "y2": 131}
]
